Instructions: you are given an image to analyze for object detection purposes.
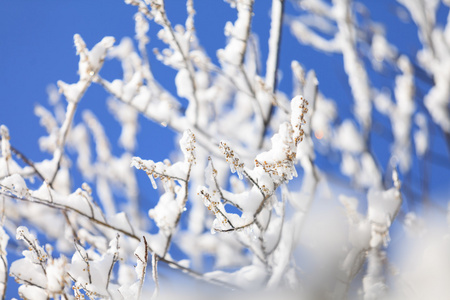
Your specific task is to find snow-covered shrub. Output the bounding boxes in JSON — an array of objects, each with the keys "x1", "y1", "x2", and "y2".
[{"x1": 0, "y1": 0, "x2": 449, "y2": 299}]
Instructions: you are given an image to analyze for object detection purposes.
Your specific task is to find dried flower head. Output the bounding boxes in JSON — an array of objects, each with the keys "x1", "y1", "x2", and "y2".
[
  {"x1": 219, "y1": 141, "x2": 244, "y2": 179},
  {"x1": 291, "y1": 95, "x2": 309, "y2": 146}
]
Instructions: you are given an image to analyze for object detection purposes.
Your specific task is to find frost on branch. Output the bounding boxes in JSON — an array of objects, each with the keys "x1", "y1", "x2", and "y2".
[
  {"x1": 374, "y1": 55, "x2": 415, "y2": 173},
  {"x1": 58, "y1": 34, "x2": 115, "y2": 104},
  {"x1": 253, "y1": 95, "x2": 309, "y2": 183},
  {"x1": 131, "y1": 129, "x2": 194, "y2": 190},
  {"x1": 11, "y1": 226, "x2": 70, "y2": 299},
  {"x1": 0, "y1": 126, "x2": 11, "y2": 177},
  {"x1": 218, "y1": 0, "x2": 254, "y2": 67},
  {"x1": 255, "y1": 122, "x2": 297, "y2": 183},
  {"x1": 108, "y1": 99, "x2": 139, "y2": 152},
  {"x1": 367, "y1": 169, "x2": 402, "y2": 248},
  {"x1": 180, "y1": 129, "x2": 196, "y2": 164},
  {"x1": 219, "y1": 141, "x2": 245, "y2": 179},
  {"x1": 334, "y1": 169, "x2": 403, "y2": 299},
  {"x1": 291, "y1": 95, "x2": 309, "y2": 146},
  {"x1": 0, "y1": 126, "x2": 31, "y2": 179},
  {"x1": 197, "y1": 95, "x2": 310, "y2": 287},
  {"x1": 0, "y1": 227, "x2": 8, "y2": 299},
  {"x1": 68, "y1": 236, "x2": 122, "y2": 299},
  {"x1": 1, "y1": 174, "x2": 29, "y2": 198},
  {"x1": 131, "y1": 130, "x2": 194, "y2": 257}
]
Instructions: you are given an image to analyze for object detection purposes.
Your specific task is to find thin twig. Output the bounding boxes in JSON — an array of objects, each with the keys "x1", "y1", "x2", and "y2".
[
  {"x1": 151, "y1": 254, "x2": 159, "y2": 299},
  {"x1": 259, "y1": 0, "x2": 286, "y2": 149},
  {"x1": 105, "y1": 234, "x2": 120, "y2": 295},
  {"x1": 0, "y1": 137, "x2": 46, "y2": 182},
  {"x1": 50, "y1": 75, "x2": 93, "y2": 185},
  {"x1": 139, "y1": 2, "x2": 201, "y2": 126},
  {"x1": 0, "y1": 185, "x2": 140, "y2": 241},
  {"x1": 73, "y1": 242, "x2": 91, "y2": 284},
  {"x1": 151, "y1": 250, "x2": 240, "y2": 291},
  {"x1": 209, "y1": 158, "x2": 243, "y2": 210},
  {"x1": 136, "y1": 236, "x2": 149, "y2": 300},
  {"x1": 163, "y1": 162, "x2": 192, "y2": 256},
  {"x1": 0, "y1": 255, "x2": 7, "y2": 300},
  {"x1": 96, "y1": 76, "x2": 229, "y2": 159}
]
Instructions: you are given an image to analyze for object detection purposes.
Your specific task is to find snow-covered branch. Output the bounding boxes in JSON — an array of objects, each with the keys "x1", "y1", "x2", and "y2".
[{"x1": 1, "y1": 0, "x2": 449, "y2": 298}]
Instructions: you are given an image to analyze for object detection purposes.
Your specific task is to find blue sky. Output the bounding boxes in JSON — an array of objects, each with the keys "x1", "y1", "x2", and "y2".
[
  {"x1": 1, "y1": 0, "x2": 446, "y2": 192},
  {"x1": 0, "y1": 0, "x2": 421, "y2": 160},
  {"x1": 1, "y1": 0, "x2": 449, "y2": 297}
]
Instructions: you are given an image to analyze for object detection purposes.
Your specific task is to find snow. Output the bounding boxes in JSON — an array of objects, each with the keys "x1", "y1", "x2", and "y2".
[
  {"x1": 97, "y1": 176, "x2": 116, "y2": 217},
  {"x1": 131, "y1": 157, "x2": 189, "y2": 191},
  {"x1": 205, "y1": 263, "x2": 267, "y2": 289},
  {"x1": 18, "y1": 285, "x2": 48, "y2": 300},
  {"x1": 46, "y1": 256, "x2": 68, "y2": 294},
  {"x1": 336, "y1": 0, "x2": 372, "y2": 131},
  {"x1": 175, "y1": 68, "x2": 193, "y2": 99},
  {"x1": 34, "y1": 105, "x2": 58, "y2": 134},
  {"x1": 0, "y1": 124, "x2": 11, "y2": 157},
  {"x1": 0, "y1": 157, "x2": 31, "y2": 180},
  {"x1": 88, "y1": 36, "x2": 115, "y2": 73},
  {"x1": 359, "y1": 153, "x2": 382, "y2": 189},
  {"x1": 367, "y1": 187, "x2": 401, "y2": 247},
  {"x1": 374, "y1": 91, "x2": 393, "y2": 115},
  {"x1": 371, "y1": 33, "x2": 397, "y2": 66},
  {"x1": 83, "y1": 110, "x2": 111, "y2": 162},
  {"x1": 254, "y1": 122, "x2": 298, "y2": 183},
  {"x1": 414, "y1": 113, "x2": 428, "y2": 156},
  {"x1": 1, "y1": 174, "x2": 28, "y2": 197},
  {"x1": 0, "y1": 227, "x2": 8, "y2": 256},
  {"x1": 265, "y1": 0, "x2": 284, "y2": 91},
  {"x1": 219, "y1": 141, "x2": 245, "y2": 179},
  {"x1": 266, "y1": 223, "x2": 292, "y2": 288},
  {"x1": 218, "y1": 0, "x2": 253, "y2": 67},
  {"x1": 335, "y1": 120, "x2": 364, "y2": 154},
  {"x1": 403, "y1": 212, "x2": 426, "y2": 238},
  {"x1": 118, "y1": 281, "x2": 140, "y2": 299},
  {"x1": 148, "y1": 191, "x2": 180, "y2": 235},
  {"x1": 291, "y1": 20, "x2": 338, "y2": 52},
  {"x1": 11, "y1": 227, "x2": 49, "y2": 293},
  {"x1": 146, "y1": 233, "x2": 167, "y2": 257},
  {"x1": 290, "y1": 95, "x2": 308, "y2": 145},
  {"x1": 134, "y1": 240, "x2": 148, "y2": 280},
  {"x1": 57, "y1": 80, "x2": 85, "y2": 103},
  {"x1": 363, "y1": 249, "x2": 388, "y2": 299},
  {"x1": 77, "y1": 229, "x2": 108, "y2": 253},
  {"x1": 70, "y1": 124, "x2": 94, "y2": 180},
  {"x1": 108, "y1": 99, "x2": 138, "y2": 151},
  {"x1": 118, "y1": 263, "x2": 136, "y2": 286},
  {"x1": 391, "y1": 55, "x2": 415, "y2": 172},
  {"x1": 179, "y1": 129, "x2": 196, "y2": 164},
  {"x1": 262, "y1": 215, "x2": 282, "y2": 253},
  {"x1": 135, "y1": 12, "x2": 149, "y2": 45},
  {"x1": 109, "y1": 212, "x2": 134, "y2": 234},
  {"x1": 0, "y1": 0, "x2": 448, "y2": 298},
  {"x1": 68, "y1": 239, "x2": 121, "y2": 298},
  {"x1": 222, "y1": 187, "x2": 263, "y2": 215}
]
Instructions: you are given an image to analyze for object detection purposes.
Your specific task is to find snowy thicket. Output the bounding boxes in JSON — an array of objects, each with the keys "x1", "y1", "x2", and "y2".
[{"x1": 1, "y1": 0, "x2": 449, "y2": 299}]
